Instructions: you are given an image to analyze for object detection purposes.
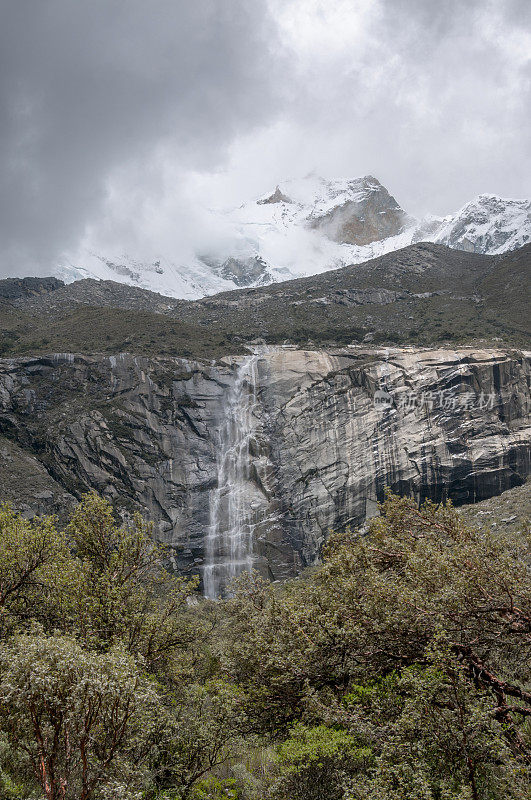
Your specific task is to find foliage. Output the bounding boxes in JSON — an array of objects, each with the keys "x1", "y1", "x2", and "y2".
[
  {"x1": 66, "y1": 492, "x2": 198, "y2": 669},
  {"x1": 189, "y1": 776, "x2": 242, "y2": 799},
  {"x1": 0, "y1": 490, "x2": 529, "y2": 798},
  {"x1": 0, "y1": 634, "x2": 159, "y2": 800},
  {"x1": 0, "y1": 504, "x2": 76, "y2": 638},
  {"x1": 222, "y1": 492, "x2": 531, "y2": 798},
  {"x1": 150, "y1": 680, "x2": 249, "y2": 798},
  {"x1": 273, "y1": 724, "x2": 371, "y2": 800}
]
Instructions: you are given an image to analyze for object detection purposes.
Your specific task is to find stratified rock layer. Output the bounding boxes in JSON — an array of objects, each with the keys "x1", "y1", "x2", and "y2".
[{"x1": 0, "y1": 346, "x2": 529, "y2": 586}]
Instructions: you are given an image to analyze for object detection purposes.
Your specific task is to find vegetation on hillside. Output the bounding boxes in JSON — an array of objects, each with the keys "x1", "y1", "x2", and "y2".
[
  {"x1": 0, "y1": 492, "x2": 529, "y2": 799},
  {"x1": 1, "y1": 244, "x2": 529, "y2": 359},
  {"x1": 0, "y1": 305, "x2": 245, "y2": 360}
]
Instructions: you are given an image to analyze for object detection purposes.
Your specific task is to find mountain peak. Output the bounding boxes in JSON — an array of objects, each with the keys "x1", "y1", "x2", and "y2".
[
  {"x1": 433, "y1": 193, "x2": 530, "y2": 255},
  {"x1": 256, "y1": 186, "x2": 293, "y2": 205},
  {"x1": 46, "y1": 179, "x2": 529, "y2": 299},
  {"x1": 287, "y1": 175, "x2": 412, "y2": 246}
]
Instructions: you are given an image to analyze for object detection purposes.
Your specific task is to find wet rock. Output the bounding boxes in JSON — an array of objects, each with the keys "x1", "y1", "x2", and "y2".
[{"x1": 0, "y1": 346, "x2": 529, "y2": 586}]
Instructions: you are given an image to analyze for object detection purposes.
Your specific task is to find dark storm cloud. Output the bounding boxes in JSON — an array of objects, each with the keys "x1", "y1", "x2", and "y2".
[
  {"x1": 1, "y1": 0, "x2": 529, "y2": 275},
  {"x1": 0, "y1": 0, "x2": 283, "y2": 273}
]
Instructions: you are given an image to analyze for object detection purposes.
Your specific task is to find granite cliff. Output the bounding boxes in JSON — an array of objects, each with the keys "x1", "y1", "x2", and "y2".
[{"x1": 0, "y1": 345, "x2": 529, "y2": 593}]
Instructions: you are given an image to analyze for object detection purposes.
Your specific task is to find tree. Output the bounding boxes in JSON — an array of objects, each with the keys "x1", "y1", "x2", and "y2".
[
  {"x1": 0, "y1": 495, "x2": 198, "y2": 674},
  {"x1": 223, "y1": 493, "x2": 531, "y2": 798},
  {"x1": 150, "y1": 680, "x2": 249, "y2": 799},
  {"x1": 66, "y1": 493, "x2": 197, "y2": 671},
  {"x1": 0, "y1": 504, "x2": 77, "y2": 639},
  {"x1": 0, "y1": 489, "x2": 529, "y2": 798},
  {"x1": 0, "y1": 633, "x2": 160, "y2": 800}
]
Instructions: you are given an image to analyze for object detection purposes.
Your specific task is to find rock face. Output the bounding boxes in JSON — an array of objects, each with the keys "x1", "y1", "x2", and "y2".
[
  {"x1": 218, "y1": 256, "x2": 271, "y2": 287},
  {"x1": 307, "y1": 176, "x2": 412, "y2": 246},
  {"x1": 0, "y1": 277, "x2": 64, "y2": 301},
  {"x1": 0, "y1": 346, "x2": 529, "y2": 591},
  {"x1": 0, "y1": 434, "x2": 75, "y2": 520}
]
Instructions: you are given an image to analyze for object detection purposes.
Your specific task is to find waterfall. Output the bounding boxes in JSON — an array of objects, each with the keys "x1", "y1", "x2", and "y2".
[{"x1": 203, "y1": 353, "x2": 261, "y2": 598}]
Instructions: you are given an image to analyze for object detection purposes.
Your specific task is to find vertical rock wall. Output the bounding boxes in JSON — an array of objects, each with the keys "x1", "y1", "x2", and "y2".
[{"x1": 0, "y1": 346, "x2": 529, "y2": 589}]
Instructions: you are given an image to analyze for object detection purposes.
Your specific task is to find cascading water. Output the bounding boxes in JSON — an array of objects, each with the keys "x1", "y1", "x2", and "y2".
[{"x1": 203, "y1": 353, "x2": 261, "y2": 599}]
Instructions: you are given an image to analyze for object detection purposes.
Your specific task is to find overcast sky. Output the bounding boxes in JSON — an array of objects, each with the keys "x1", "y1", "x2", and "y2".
[{"x1": 1, "y1": 0, "x2": 530, "y2": 276}]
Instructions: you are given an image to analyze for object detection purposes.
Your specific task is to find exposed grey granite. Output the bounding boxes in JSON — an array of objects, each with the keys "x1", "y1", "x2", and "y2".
[{"x1": 0, "y1": 346, "x2": 529, "y2": 587}]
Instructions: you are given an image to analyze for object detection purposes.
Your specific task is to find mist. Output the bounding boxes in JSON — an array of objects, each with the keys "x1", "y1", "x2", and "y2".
[{"x1": 1, "y1": 0, "x2": 529, "y2": 277}]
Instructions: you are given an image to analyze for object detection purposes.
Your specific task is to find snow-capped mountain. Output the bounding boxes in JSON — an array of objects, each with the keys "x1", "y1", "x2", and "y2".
[
  {"x1": 56, "y1": 176, "x2": 530, "y2": 299},
  {"x1": 55, "y1": 251, "x2": 236, "y2": 301},
  {"x1": 431, "y1": 195, "x2": 531, "y2": 254},
  {"x1": 212, "y1": 175, "x2": 418, "y2": 284}
]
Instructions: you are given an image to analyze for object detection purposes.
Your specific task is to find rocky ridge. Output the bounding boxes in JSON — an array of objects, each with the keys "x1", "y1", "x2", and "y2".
[{"x1": 6, "y1": 243, "x2": 528, "y2": 356}]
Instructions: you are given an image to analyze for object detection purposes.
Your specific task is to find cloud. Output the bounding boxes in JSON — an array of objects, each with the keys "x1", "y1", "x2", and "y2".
[
  {"x1": 219, "y1": 0, "x2": 531, "y2": 217},
  {"x1": 0, "y1": 0, "x2": 529, "y2": 276},
  {"x1": 0, "y1": 0, "x2": 284, "y2": 275}
]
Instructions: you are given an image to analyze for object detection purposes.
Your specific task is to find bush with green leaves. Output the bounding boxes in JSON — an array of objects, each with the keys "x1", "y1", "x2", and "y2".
[
  {"x1": 0, "y1": 489, "x2": 529, "y2": 799},
  {"x1": 223, "y1": 492, "x2": 531, "y2": 798},
  {"x1": 0, "y1": 495, "x2": 251, "y2": 799},
  {"x1": 272, "y1": 723, "x2": 371, "y2": 800},
  {"x1": 0, "y1": 633, "x2": 160, "y2": 800}
]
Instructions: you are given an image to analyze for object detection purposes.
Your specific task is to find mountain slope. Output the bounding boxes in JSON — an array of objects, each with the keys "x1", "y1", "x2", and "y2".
[
  {"x1": 175, "y1": 242, "x2": 531, "y2": 349},
  {"x1": 2, "y1": 243, "x2": 530, "y2": 359},
  {"x1": 50, "y1": 176, "x2": 530, "y2": 299}
]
